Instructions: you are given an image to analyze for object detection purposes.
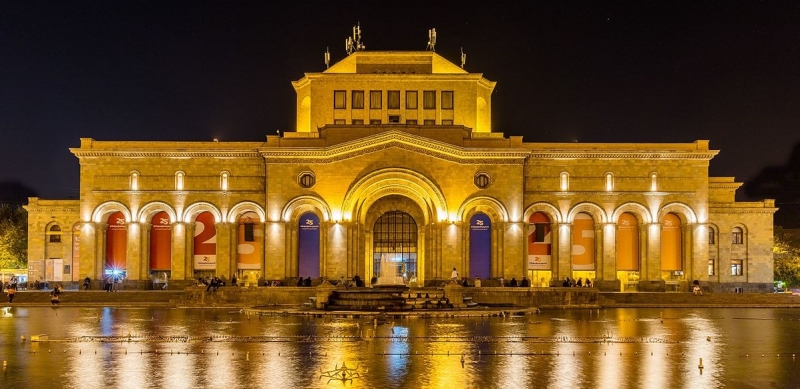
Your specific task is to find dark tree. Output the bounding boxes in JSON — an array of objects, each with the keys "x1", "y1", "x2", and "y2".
[
  {"x1": 0, "y1": 181, "x2": 38, "y2": 206},
  {"x1": 744, "y1": 143, "x2": 800, "y2": 228},
  {"x1": 0, "y1": 204, "x2": 27, "y2": 268}
]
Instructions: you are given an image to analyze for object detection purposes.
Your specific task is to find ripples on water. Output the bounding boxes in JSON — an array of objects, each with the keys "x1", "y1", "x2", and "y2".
[{"x1": 2, "y1": 307, "x2": 800, "y2": 388}]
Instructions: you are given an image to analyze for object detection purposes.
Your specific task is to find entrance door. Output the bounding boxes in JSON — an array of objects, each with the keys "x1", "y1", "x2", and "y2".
[{"x1": 372, "y1": 211, "x2": 417, "y2": 283}]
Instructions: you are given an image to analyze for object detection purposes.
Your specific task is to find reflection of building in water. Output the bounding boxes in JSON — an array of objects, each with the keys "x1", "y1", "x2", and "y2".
[{"x1": 24, "y1": 46, "x2": 776, "y2": 292}]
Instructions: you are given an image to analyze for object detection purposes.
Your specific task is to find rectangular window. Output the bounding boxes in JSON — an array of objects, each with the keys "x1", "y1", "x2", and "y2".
[
  {"x1": 708, "y1": 230, "x2": 715, "y2": 245},
  {"x1": 49, "y1": 234, "x2": 61, "y2": 243},
  {"x1": 731, "y1": 259, "x2": 743, "y2": 276},
  {"x1": 406, "y1": 91, "x2": 418, "y2": 109},
  {"x1": 333, "y1": 119, "x2": 346, "y2": 124},
  {"x1": 352, "y1": 91, "x2": 364, "y2": 109},
  {"x1": 388, "y1": 115, "x2": 400, "y2": 123},
  {"x1": 441, "y1": 91, "x2": 453, "y2": 109},
  {"x1": 708, "y1": 259, "x2": 715, "y2": 276},
  {"x1": 388, "y1": 90, "x2": 400, "y2": 109},
  {"x1": 370, "y1": 90, "x2": 382, "y2": 109},
  {"x1": 334, "y1": 90, "x2": 346, "y2": 109},
  {"x1": 370, "y1": 119, "x2": 381, "y2": 125},
  {"x1": 64, "y1": 265, "x2": 71, "y2": 274},
  {"x1": 423, "y1": 91, "x2": 436, "y2": 109},
  {"x1": 406, "y1": 119, "x2": 417, "y2": 125},
  {"x1": 441, "y1": 119, "x2": 453, "y2": 125},
  {"x1": 352, "y1": 119, "x2": 364, "y2": 125},
  {"x1": 424, "y1": 119, "x2": 435, "y2": 125},
  {"x1": 244, "y1": 223, "x2": 255, "y2": 242},
  {"x1": 732, "y1": 231, "x2": 743, "y2": 244}
]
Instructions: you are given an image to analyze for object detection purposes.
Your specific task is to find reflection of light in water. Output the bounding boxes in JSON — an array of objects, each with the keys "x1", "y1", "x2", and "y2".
[
  {"x1": 680, "y1": 314, "x2": 721, "y2": 387},
  {"x1": 387, "y1": 325, "x2": 410, "y2": 376}
]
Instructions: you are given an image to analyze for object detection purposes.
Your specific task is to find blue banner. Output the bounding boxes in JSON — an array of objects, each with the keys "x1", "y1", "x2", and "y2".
[
  {"x1": 469, "y1": 213, "x2": 491, "y2": 279},
  {"x1": 298, "y1": 213, "x2": 320, "y2": 278}
]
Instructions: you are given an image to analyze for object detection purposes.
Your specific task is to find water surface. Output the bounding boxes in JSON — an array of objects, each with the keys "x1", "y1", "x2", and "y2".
[{"x1": 2, "y1": 307, "x2": 799, "y2": 388}]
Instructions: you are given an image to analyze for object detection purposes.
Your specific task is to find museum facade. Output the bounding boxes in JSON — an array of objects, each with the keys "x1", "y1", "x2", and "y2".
[{"x1": 25, "y1": 51, "x2": 776, "y2": 292}]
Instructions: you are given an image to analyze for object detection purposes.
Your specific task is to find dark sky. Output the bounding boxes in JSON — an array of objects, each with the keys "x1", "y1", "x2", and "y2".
[{"x1": 2, "y1": 1, "x2": 800, "y2": 200}]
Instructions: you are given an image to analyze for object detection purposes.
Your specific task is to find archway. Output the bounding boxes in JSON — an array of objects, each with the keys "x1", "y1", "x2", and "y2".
[
  {"x1": 528, "y1": 212, "x2": 553, "y2": 287},
  {"x1": 372, "y1": 210, "x2": 418, "y2": 284},
  {"x1": 193, "y1": 211, "x2": 217, "y2": 278}
]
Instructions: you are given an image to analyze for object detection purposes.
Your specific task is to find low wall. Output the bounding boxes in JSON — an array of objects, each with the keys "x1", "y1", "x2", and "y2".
[
  {"x1": 180, "y1": 286, "x2": 316, "y2": 307},
  {"x1": 462, "y1": 287, "x2": 598, "y2": 308}
]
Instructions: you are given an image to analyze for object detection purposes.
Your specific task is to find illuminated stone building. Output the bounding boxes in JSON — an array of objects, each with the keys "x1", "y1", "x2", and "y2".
[{"x1": 25, "y1": 50, "x2": 776, "y2": 292}]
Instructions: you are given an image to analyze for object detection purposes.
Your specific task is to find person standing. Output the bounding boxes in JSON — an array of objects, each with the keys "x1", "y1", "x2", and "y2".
[
  {"x1": 450, "y1": 267, "x2": 459, "y2": 282},
  {"x1": 474, "y1": 277, "x2": 482, "y2": 288},
  {"x1": 499, "y1": 277, "x2": 505, "y2": 287},
  {"x1": 7, "y1": 286, "x2": 15, "y2": 303}
]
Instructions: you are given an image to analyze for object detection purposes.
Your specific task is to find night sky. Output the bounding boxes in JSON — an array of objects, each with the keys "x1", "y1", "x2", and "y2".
[{"x1": 3, "y1": 1, "x2": 800, "y2": 201}]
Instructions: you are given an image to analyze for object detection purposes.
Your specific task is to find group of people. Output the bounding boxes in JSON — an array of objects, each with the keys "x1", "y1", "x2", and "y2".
[
  {"x1": 562, "y1": 277, "x2": 592, "y2": 288},
  {"x1": 296, "y1": 277, "x2": 313, "y2": 287},
  {"x1": 337, "y1": 275, "x2": 365, "y2": 288},
  {"x1": 104, "y1": 275, "x2": 123, "y2": 292},
  {"x1": 5, "y1": 276, "x2": 19, "y2": 302},
  {"x1": 199, "y1": 276, "x2": 224, "y2": 292}
]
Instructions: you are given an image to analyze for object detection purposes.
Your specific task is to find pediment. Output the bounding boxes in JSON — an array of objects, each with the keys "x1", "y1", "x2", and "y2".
[{"x1": 260, "y1": 130, "x2": 528, "y2": 165}]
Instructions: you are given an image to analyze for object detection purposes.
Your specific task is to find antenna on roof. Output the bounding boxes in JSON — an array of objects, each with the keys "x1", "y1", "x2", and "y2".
[
  {"x1": 346, "y1": 23, "x2": 365, "y2": 55},
  {"x1": 426, "y1": 28, "x2": 437, "y2": 51},
  {"x1": 460, "y1": 47, "x2": 466, "y2": 68},
  {"x1": 324, "y1": 47, "x2": 330, "y2": 68}
]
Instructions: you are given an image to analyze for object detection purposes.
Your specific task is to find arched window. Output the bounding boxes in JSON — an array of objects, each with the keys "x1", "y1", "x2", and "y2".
[
  {"x1": 175, "y1": 171, "x2": 185, "y2": 191},
  {"x1": 708, "y1": 227, "x2": 716, "y2": 245},
  {"x1": 220, "y1": 171, "x2": 229, "y2": 191},
  {"x1": 732, "y1": 227, "x2": 744, "y2": 244},
  {"x1": 616, "y1": 213, "x2": 639, "y2": 271},
  {"x1": 605, "y1": 172, "x2": 614, "y2": 192},
  {"x1": 48, "y1": 224, "x2": 62, "y2": 243},
  {"x1": 661, "y1": 213, "x2": 682, "y2": 271},
  {"x1": 130, "y1": 170, "x2": 140, "y2": 191},
  {"x1": 560, "y1": 172, "x2": 569, "y2": 192}
]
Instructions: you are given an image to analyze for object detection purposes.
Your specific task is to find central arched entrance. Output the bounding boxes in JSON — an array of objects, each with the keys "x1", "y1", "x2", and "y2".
[{"x1": 372, "y1": 211, "x2": 418, "y2": 283}]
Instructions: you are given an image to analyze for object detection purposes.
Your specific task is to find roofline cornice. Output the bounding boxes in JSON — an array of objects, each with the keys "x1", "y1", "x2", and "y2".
[
  {"x1": 528, "y1": 151, "x2": 719, "y2": 160},
  {"x1": 70, "y1": 149, "x2": 262, "y2": 158},
  {"x1": 260, "y1": 130, "x2": 528, "y2": 165}
]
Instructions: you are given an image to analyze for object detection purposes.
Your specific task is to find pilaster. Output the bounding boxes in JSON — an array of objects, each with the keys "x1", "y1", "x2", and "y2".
[{"x1": 646, "y1": 223, "x2": 661, "y2": 280}]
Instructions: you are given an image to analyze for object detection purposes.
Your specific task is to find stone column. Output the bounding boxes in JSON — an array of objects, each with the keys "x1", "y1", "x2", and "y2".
[
  {"x1": 141, "y1": 223, "x2": 152, "y2": 281},
  {"x1": 594, "y1": 224, "x2": 603, "y2": 279},
  {"x1": 550, "y1": 222, "x2": 559, "y2": 285},
  {"x1": 79, "y1": 222, "x2": 96, "y2": 280},
  {"x1": 96, "y1": 223, "x2": 108, "y2": 280},
  {"x1": 601, "y1": 223, "x2": 616, "y2": 281},
  {"x1": 693, "y1": 223, "x2": 709, "y2": 282},
  {"x1": 557, "y1": 223, "x2": 572, "y2": 280},
  {"x1": 682, "y1": 224, "x2": 693, "y2": 280},
  {"x1": 185, "y1": 223, "x2": 195, "y2": 281},
  {"x1": 171, "y1": 222, "x2": 187, "y2": 280},
  {"x1": 284, "y1": 221, "x2": 295, "y2": 278},
  {"x1": 215, "y1": 222, "x2": 231, "y2": 278},
  {"x1": 126, "y1": 222, "x2": 142, "y2": 281},
  {"x1": 646, "y1": 223, "x2": 661, "y2": 280},
  {"x1": 638, "y1": 224, "x2": 648, "y2": 279}
]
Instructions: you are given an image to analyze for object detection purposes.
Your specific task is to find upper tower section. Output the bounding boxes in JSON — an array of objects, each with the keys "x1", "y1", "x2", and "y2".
[{"x1": 291, "y1": 51, "x2": 496, "y2": 134}]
